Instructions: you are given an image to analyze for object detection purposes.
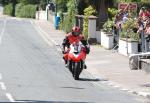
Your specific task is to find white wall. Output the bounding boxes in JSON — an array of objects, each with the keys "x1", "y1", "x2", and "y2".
[
  {"x1": 0, "y1": 5, "x2": 3, "y2": 15},
  {"x1": 118, "y1": 39, "x2": 138, "y2": 56},
  {"x1": 101, "y1": 31, "x2": 114, "y2": 49},
  {"x1": 36, "y1": 11, "x2": 47, "y2": 20}
]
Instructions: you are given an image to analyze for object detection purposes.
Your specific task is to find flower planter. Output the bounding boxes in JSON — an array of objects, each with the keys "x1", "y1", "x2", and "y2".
[
  {"x1": 118, "y1": 38, "x2": 138, "y2": 56},
  {"x1": 101, "y1": 31, "x2": 114, "y2": 49}
]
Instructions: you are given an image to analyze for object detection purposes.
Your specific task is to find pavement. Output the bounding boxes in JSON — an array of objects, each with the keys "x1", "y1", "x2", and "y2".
[{"x1": 33, "y1": 16, "x2": 150, "y2": 99}]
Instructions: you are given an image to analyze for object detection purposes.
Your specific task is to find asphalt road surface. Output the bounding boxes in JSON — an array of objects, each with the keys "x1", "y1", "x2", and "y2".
[{"x1": 0, "y1": 17, "x2": 148, "y2": 103}]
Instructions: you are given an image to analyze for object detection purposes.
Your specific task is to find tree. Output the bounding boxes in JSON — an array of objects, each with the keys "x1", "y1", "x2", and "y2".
[
  {"x1": 88, "y1": 0, "x2": 111, "y2": 29},
  {"x1": 17, "y1": 0, "x2": 37, "y2": 4}
]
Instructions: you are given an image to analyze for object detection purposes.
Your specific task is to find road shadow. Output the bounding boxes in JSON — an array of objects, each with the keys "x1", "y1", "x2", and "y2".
[
  {"x1": 61, "y1": 86, "x2": 84, "y2": 89},
  {"x1": 140, "y1": 83, "x2": 150, "y2": 87},
  {"x1": 2, "y1": 100, "x2": 93, "y2": 103},
  {"x1": 78, "y1": 78, "x2": 108, "y2": 82}
]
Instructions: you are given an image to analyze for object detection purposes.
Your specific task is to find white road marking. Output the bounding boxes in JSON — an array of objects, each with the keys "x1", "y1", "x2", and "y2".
[
  {"x1": 0, "y1": 82, "x2": 6, "y2": 90},
  {"x1": 128, "y1": 90, "x2": 134, "y2": 93},
  {"x1": 138, "y1": 92, "x2": 150, "y2": 97},
  {"x1": 107, "y1": 81, "x2": 115, "y2": 86},
  {"x1": 113, "y1": 85, "x2": 120, "y2": 88},
  {"x1": 30, "y1": 20, "x2": 33, "y2": 24},
  {"x1": 6, "y1": 93, "x2": 15, "y2": 102},
  {"x1": 0, "y1": 73, "x2": 2, "y2": 80},
  {"x1": 31, "y1": 20, "x2": 58, "y2": 46},
  {"x1": 121, "y1": 88, "x2": 129, "y2": 91},
  {"x1": 0, "y1": 18, "x2": 7, "y2": 44},
  {"x1": 31, "y1": 21, "x2": 54, "y2": 46}
]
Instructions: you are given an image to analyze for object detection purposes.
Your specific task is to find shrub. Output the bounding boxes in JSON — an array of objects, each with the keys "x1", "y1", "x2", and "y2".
[
  {"x1": 138, "y1": 2, "x2": 150, "y2": 11},
  {"x1": 83, "y1": 5, "x2": 96, "y2": 39},
  {"x1": 16, "y1": 4, "x2": 37, "y2": 18},
  {"x1": 63, "y1": 0, "x2": 77, "y2": 33},
  {"x1": 102, "y1": 19, "x2": 114, "y2": 33},
  {"x1": 15, "y1": 3, "x2": 23, "y2": 17},
  {"x1": 58, "y1": 11, "x2": 64, "y2": 30},
  {"x1": 120, "y1": 18, "x2": 139, "y2": 41},
  {"x1": 3, "y1": 3, "x2": 13, "y2": 16},
  {"x1": 108, "y1": 8, "x2": 118, "y2": 19}
]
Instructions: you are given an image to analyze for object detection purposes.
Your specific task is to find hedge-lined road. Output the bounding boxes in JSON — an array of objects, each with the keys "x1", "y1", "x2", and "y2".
[{"x1": 0, "y1": 17, "x2": 145, "y2": 103}]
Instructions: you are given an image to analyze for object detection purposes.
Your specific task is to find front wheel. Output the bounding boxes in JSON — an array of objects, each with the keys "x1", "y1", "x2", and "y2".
[
  {"x1": 68, "y1": 60, "x2": 73, "y2": 73},
  {"x1": 73, "y1": 61, "x2": 83, "y2": 80}
]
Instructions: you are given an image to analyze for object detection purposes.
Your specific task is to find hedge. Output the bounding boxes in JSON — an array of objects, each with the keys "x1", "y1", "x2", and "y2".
[
  {"x1": 15, "y1": 4, "x2": 37, "y2": 18},
  {"x1": 3, "y1": 3, "x2": 13, "y2": 16},
  {"x1": 15, "y1": 3, "x2": 23, "y2": 17}
]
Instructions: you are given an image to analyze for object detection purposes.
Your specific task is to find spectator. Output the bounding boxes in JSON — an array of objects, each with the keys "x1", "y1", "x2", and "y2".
[
  {"x1": 114, "y1": 9, "x2": 124, "y2": 29},
  {"x1": 139, "y1": 7, "x2": 150, "y2": 21},
  {"x1": 144, "y1": 18, "x2": 150, "y2": 51},
  {"x1": 114, "y1": 3, "x2": 130, "y2": 29},
  {"x1": 144, "y1": 17, "x2": 150, "y2": 34}
]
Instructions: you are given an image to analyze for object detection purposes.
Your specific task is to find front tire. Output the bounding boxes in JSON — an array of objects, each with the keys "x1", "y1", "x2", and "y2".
[
  {"x1": 73, "y1": 61, "x2": 83, "y2": 80},
  {"x1": 68, "y1": 60, "x2": 73, "y2": 73}
]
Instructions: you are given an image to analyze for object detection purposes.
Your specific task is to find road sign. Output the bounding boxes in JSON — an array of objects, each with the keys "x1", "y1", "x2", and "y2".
[{"x1": 118, "y1": 3, "x2": 137, "y2": 11}]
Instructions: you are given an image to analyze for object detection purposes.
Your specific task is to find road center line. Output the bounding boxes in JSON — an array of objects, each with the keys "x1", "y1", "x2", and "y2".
[
  {"x1": 0, "y1": 82, "x2": 6, "y2": 90},
  {"x1": 6, "y1": 93, "x2": 15, "y2": 102}
]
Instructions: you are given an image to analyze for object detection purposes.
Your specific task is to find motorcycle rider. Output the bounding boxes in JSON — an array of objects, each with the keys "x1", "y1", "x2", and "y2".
[{"x1": 62, "y1": 26, "x2": 90, "y2": 68}]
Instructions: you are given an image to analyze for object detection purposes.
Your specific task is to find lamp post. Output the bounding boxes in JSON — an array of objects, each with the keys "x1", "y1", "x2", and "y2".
[
  {"x1": 46, "y1": 0, "x2": 49, "y2": 20},
  {"x1": 54, "y1": 0, "x2": 57, "y2": 17}
]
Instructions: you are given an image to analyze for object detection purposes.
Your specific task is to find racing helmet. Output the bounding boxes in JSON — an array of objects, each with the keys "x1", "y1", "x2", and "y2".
[{"x1": 72, "y1": 26, "x2": 81, "y2": 36}]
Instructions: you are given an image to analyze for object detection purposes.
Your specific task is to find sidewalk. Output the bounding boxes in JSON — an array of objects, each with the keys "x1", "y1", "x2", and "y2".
[{"x1": 33, "y1": 19, "x2": 150, "y2": 98}]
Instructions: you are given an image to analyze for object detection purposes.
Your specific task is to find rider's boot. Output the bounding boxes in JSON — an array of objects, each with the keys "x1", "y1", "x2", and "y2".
[
  {"x1": 65, "y1": 60, "x2": 68, "y2": 67},
  {"x1": 63, "y1": 57, "x2": 68, "y2": 67},
  {"x1": 84, "y1": 64, "x2": 87, "y2": 69},
  {"x1": 83, "y1": 61, "x2": 87, "y2": 69}
]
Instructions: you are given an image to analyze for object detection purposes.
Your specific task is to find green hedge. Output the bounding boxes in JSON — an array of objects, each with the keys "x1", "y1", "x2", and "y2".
[
  {"x1": 83, "y1": 6, "x2": 96, "y2": 39},
  {"x1": 15, "y1": 3, "x2": 23, "y2": 17},
  {"x1": 15, "y1": 4, "x2": 37, "y2": 18},
  {"x1": 62, "y1": 0, "x2": 77, "y2": 33},
  {"x1": 3, "y1": 3, "x2": 13, "y2": 16}
]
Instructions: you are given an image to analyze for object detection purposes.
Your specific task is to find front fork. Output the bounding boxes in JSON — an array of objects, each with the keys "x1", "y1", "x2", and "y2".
[{"x1": 68, "y1": 60, "x2": 84, "y2": 73}]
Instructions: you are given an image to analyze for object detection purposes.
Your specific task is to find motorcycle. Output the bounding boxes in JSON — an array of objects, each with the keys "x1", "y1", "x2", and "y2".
[{"x1": 65, "y1": 42, "x2": 87, "y2": 80}]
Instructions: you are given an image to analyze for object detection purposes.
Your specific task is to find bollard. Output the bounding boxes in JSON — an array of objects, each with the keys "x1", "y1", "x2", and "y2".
[{"x1": 54, "y1": 15, "x2": 60, "y2": 30}]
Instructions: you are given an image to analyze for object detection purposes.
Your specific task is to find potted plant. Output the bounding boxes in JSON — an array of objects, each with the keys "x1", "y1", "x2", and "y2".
[
  {"x1": 118, "y1": 18, "x2": 139, "y2": 56},
  {"x1": 101, "y1": 19, "x2": 114, "y2": 49}
]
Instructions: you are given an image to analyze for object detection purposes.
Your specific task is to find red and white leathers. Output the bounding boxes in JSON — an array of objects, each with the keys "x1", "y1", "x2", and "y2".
[{"x1": 62, "y1": 34, "x2": 89, "y2": 65}]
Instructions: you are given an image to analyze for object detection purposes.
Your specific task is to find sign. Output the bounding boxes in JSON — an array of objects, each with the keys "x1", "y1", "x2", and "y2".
[{"x1": 118, "y1": 3, "x2": 137, "y2": 11}]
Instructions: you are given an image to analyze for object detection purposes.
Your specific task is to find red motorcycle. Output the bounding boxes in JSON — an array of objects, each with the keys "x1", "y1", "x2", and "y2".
[{"x1": 64, "y1": 42, "x2": 87, "y2": 80}]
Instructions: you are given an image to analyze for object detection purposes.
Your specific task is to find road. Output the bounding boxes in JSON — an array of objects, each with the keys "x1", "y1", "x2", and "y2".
[{"x1": 0, "y1": 16, "x2": 147, "y2": 103}]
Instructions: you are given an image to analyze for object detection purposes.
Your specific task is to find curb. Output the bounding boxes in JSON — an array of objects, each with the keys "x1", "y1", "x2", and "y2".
[
  {"x1": 84, "y1": 72, "x2": 150, "y2": 98},
  {"x1": 32, "y1": 20, "x2": 150, "y2": 99}
]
